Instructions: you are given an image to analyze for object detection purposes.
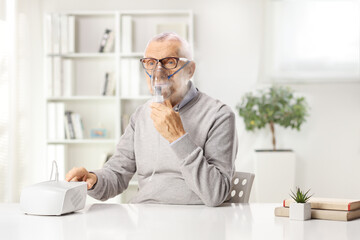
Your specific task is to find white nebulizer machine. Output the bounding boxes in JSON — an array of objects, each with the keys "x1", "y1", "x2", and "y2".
[{"x1": 20, "y1": 161, "x2": 87, "y2": 216}]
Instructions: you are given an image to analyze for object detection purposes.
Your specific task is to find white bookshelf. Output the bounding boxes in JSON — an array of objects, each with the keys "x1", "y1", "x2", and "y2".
[
  {"x1": 44, "y1": 10, "x2": 194, "y2": 204},
  {"x1": 47, "y1": 139, "x2": 116, "y2": 144}
]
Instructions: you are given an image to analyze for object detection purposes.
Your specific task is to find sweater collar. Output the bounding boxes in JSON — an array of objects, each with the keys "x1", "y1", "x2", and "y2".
[{"x1": 173, "y1": 81, "x2": 198, "y2": 112}]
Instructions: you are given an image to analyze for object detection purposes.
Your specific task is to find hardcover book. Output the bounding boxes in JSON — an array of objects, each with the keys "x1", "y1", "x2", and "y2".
[
  {"x1": 275, "y1": 206, "x2": 360, "y2": 221},
  {"x1": 283, "y1": 198, "x2": 360, "y2": 211}
]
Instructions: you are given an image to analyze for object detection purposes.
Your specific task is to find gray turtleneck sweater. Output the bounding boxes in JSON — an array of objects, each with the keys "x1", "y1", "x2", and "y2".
[{"x1": 88, "y1": 83, "x2": 238, "y2": 207}]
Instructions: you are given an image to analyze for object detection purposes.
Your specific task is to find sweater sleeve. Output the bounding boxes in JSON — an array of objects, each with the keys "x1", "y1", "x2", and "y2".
[
  {"x1": 170, "y1": 107, "x2": 237, "y2": 207},
  {"x1": 87, "y1": 110, "x2": 138, "y2": 201}
]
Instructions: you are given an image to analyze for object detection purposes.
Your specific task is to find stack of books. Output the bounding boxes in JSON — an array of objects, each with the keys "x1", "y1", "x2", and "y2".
[{"x1": 275, "y1": 198, "x2": 360, "y2": 221}]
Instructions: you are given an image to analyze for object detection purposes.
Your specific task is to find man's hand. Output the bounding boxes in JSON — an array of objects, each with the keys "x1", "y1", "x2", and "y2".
[
  {"x1": 65, "y1": 167, "x2": 97, "y2": 190},
  {"x1": 150, "y1": 99, "x2": 186, "y2": 143}
]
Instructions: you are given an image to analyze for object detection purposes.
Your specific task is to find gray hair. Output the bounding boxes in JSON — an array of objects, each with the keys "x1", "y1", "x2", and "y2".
[{"x1": 145, "y1": 32, "x2": 193, "y2": 60}]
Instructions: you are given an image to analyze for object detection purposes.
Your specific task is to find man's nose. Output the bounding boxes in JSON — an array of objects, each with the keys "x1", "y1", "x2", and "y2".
[
  {"x1": 153, "y1": 64, "x2": 167, "y2": 75},
  {"x1": 155, "y1": 62, "x2": 164, "y2": 70}
]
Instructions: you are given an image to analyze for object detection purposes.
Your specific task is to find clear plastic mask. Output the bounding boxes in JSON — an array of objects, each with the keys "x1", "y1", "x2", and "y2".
[
  {"x1": 150, "y1": 67, "x2": 172, "y2": 102},
  {"x1": 146, "y1": 59, "x2": 191, "y2": 103}
]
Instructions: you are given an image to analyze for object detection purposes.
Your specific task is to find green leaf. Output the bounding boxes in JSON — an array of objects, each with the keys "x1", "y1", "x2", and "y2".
[{"x1": 289, "y1": 187, "x2": 313, "y2": 203}]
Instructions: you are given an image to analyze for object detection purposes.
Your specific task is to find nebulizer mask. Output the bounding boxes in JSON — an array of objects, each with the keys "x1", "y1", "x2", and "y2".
[
  {"x1": 144, "y1": 57, "x2": 191, "y2": 103},
  {"x1": 151, "y1": 66, "x2": 171, "y2": 103}
]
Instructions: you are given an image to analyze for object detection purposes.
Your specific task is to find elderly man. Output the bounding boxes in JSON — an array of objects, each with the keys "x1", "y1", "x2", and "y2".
[{"x1": 66, "y1": 32, "x2": 238, "y2": 207}]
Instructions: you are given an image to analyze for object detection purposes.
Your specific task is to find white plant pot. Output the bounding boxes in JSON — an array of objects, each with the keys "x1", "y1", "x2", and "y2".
[
  {"x1": 290, "y1": 202, "x2": 311, "y2": 221},
  {"x1": 252, "y1": 150, "x2": 296, "y2": 203}
]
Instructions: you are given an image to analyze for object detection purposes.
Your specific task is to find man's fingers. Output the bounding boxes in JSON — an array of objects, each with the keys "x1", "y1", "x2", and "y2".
[
  {"x1": 150, "y1": 103, "x2": 163, "y2": 110},
  {"x1": 163, "y1": 99, "x2": 172, "y2": 108},
  {"x1": 65, "y1": 167, "x2": 87, "y2": 182},
  {"x1": 151, "y1": 105, "x2": 173, "y2": 117},
  {"x1": 65, "y1": 168, "x2": 78, "y2": 181},
  {"x1": 70, "y1": 176, "x2": 79, "y2": 182},
  {"x1": 150, "y1": 102, "x2": 169, "y2": 110},
  {"x1": 150, "y1": 109, "x2": 162, "y2": 118}
]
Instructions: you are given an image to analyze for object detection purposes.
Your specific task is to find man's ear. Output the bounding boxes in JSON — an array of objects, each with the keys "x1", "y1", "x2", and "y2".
[{"x1": 187, "y1": 61, "x2": 196, "y2": 79}]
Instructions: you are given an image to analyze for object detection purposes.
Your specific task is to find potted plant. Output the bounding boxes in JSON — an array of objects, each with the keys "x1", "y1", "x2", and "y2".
[
  {"x1": 236, "y1": 85, "x2": 309, "y2": 202},
  {"x1": 289, "y1": 187, "x2": 313, "y2": 221}
]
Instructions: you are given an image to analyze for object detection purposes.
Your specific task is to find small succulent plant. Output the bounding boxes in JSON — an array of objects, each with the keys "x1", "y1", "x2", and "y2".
[{"x1": 290, "y1": 187, "x2": 313, "y2": 203}]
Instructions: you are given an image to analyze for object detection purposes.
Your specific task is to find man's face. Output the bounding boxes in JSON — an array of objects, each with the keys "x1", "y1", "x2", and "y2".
[{"x1": 144, "y1": 40, "x2": 193, "y2": 106}]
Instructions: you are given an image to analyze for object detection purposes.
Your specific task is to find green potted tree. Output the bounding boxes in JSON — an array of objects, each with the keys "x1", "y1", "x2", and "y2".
[
  {"x1": 236, "y1": 85, "x2": 309, "y2": 202},
  {"x1": 289, "y1": 187, "x2": 313, "y2": 221}
]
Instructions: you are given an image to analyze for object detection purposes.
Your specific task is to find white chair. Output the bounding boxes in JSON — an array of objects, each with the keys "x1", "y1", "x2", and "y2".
[{"x1": 225, "y1": 172, "x2": 255, "y2": 203}]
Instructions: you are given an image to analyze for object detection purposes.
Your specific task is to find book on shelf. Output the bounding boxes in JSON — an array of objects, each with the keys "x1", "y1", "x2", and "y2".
[
  {"x1": 64, "y1": 111, "x2": 75, "y2": 139},
  {"x1": 283, "y1": 198, "x2": 360, "y2": 211},
  {"x1": 67, "y1": 16, "x2": 75, "y2": 53},
  {"x1": 120, "y1": 59, "x2": 140, "y2": 97},
  {"x1": 64, "y1": 111, "x2": 84, "y2": 139},
  {"x1": 99, "y1": 29, "x2": 114, "y2": 53},
  {"x1": 52, "y1": 14, "x2": 60, "y2": 54},
  {"x1": 47, "y1": 103, "x2": 65, "y2": 140},
  {"x1": 60, "y1": 15, "x2": 68, "y2": 54},
  {"x1": 48, "y1": 58, "x2": 74, "y2": 97},
  {"x1": 64, "y1": 114, "x2": 70, "y2": 140},
  {"x1": 102, "y1": 72, "x2": 115, "y2": 96},
  {"x1": 46, "y1": 14, "x2": 75, "y2": 54},
  {"x1": 274, "y1": 206, "x2": 360, "y2": 221},
  {"x1": 71, "y1": 113, "x2": 84, "y2": 139},
  {"x1": 103, "y1": 30, "x2": 114, "y2": 52},
  {"x1": 121, "y1": 16, "x2": 132, "y2": 53}
]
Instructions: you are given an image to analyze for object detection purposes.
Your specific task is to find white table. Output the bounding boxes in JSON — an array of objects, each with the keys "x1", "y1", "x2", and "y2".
[{"x1": 0, "y1": 203, "x2": 359, "y2": 240}]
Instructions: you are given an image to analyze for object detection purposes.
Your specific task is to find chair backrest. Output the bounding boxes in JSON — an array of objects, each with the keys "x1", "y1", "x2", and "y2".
[{"x1": 225, "y1": 172, "x2": 255, "y2": 203}]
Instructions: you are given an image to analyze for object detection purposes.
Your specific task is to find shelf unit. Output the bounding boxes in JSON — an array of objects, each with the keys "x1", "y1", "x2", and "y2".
[{"x1": 43, "y1": 10, "x2": 194, "y2": 203}]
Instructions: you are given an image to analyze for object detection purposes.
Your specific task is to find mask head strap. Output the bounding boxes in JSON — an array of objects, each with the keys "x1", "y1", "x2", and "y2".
[
  {"x1": 167, "y1": 60, "x2": 191, "y2": 79},
  {"x1": 146, "y1": 70, "x2": 152, "y2": 78}
]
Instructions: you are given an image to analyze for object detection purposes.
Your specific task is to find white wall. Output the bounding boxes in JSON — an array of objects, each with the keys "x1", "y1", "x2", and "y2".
[
  {"x1": 0, "y1": 0, "x2": 5, "y2": 20},
  {"x1": 24, "y1": 0, "x2": 360, "y2": 200}
]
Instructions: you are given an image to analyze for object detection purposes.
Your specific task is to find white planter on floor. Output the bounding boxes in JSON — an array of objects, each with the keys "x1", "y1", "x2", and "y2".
[
  {"x1": 252, "y1": 150, "x2": 296, "y2": 203},
  {"x1": 290, "y1": 202, "x2": 311, "y2": 221}
]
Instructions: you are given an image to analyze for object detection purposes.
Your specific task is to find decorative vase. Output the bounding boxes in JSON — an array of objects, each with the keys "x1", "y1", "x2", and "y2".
[{"x1": 289, "y1": 202, "x2": 311, "y2": 221}]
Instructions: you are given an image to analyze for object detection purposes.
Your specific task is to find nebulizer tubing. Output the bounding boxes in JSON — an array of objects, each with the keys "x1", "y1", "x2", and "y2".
[
  {"x1": 49, "y1": 160, "x2": 59, "y2": 182},
  {"x1": 148, "y1": 66, "x2": 165, "y2": 182}
]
